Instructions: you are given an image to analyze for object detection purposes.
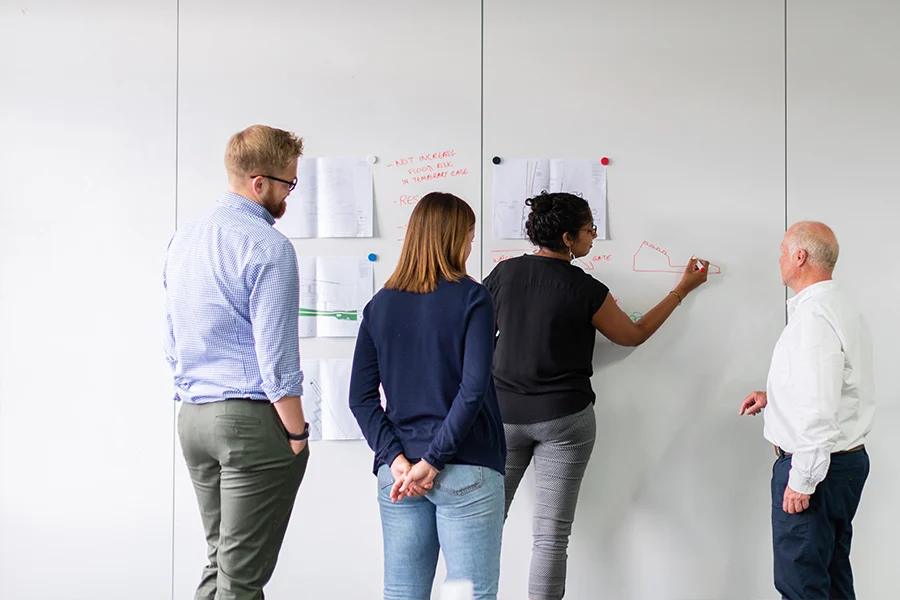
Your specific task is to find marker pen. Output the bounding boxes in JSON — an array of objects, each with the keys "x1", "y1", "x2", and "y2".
[{"x1": 692, "y1": 256, "x2": 706, "y2": 272}]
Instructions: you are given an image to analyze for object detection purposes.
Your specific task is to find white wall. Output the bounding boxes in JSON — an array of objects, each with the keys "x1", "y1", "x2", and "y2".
[
  {"x1": 482, "y1": 2, "x2": 785, "y2": 598},
  {"x1": 172, "y1": 2, "x2": 483, "y2": 599},
  {"x1": 0, "y1": 1, "x2": 176, "y2": 599},
  {"x1": 1, "y1": 1, "x2": 897, "y2": 599},
  {"x1": 786, "y1": 2, "x2": 900, "y2": 597}
]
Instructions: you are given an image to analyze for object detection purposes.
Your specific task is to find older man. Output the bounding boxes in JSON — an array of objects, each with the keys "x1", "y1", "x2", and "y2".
[{"x1": 740, "y1": 221, "x2": 874, "y2": 600}]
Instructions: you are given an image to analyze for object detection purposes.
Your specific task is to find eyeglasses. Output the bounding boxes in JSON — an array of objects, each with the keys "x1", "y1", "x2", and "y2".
[
  {"x1": 252, "y1": 174, "x2": 298, "y2": 192},
  {"x1": 582, "y1": 224, "x2": 598, "y2": 235}
]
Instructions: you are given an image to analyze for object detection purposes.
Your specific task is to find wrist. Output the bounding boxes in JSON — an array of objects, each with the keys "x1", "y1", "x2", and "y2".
[
  {"x1": 384, "y1": 444, "x2": 405, "y2": 469},
  {"x1": 286, "y1": 422, "x2": 310, "y2": 441},
  {"x1": 421, "y1": 454, "x2": 444, "y2": 472}
]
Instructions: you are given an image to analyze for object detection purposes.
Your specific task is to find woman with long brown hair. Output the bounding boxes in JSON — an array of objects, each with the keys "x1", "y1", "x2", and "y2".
[{"x1": 349, "y1": 192, "x2": 506, "y2": 600}]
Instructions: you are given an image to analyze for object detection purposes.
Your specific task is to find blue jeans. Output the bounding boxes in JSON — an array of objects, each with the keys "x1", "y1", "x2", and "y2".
[{"x1": 377, "y1": 463, "x2": 505, "y2": 600}]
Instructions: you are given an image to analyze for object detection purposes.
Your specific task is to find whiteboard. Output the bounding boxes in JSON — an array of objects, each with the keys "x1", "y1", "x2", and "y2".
[
  {"x1": 174, "y1": 1, "x2": 483, "y2": 599},
  {"x1": 169, "y1": 1, "x2": 900, "y2": 599},
  {"x1": 483, "y1": 2, "x2": 785, "y2": 598},
  {"x1": 3, "y1": 1, "x2": 893, "y2": 600},
  {"x1": 787, "y1": 1, "x2": 900, "y2": 596}
]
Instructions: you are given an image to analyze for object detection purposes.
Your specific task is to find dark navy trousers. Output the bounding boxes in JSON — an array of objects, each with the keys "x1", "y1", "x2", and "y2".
[{"x1": 771, "y1": 449, "x2": 869, "y2": 600}]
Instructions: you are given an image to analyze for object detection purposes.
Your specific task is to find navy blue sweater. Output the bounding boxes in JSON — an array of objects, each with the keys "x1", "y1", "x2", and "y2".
[{"x1": 349, "y1": 277, "x2": 506, "y2": 475}]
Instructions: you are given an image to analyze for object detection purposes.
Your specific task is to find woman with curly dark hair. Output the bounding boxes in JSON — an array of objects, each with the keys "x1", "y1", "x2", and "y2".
[{"x1": 483, "y1": 191, "x2": 709, "y2": 600}]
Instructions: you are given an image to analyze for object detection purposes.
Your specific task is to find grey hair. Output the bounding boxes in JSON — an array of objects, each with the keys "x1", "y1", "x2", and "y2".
[{"x1": 787, "y1": 221, "x2": 840, "y2": 272}]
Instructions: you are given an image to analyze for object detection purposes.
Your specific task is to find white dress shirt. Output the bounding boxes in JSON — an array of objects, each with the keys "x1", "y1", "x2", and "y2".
[{"x1": 764, "y1": 280, "x2": 875, "y2": 495}]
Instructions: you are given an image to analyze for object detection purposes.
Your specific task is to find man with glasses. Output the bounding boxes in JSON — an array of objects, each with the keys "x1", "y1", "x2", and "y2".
[{"x1": 164, "y1": 124, "x2": 308, "y2": 599}]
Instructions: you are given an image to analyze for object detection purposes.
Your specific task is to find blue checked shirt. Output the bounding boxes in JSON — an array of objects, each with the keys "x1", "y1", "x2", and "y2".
[{"x1": 164, "y1": 192, "x2": 303, "y2": 404}]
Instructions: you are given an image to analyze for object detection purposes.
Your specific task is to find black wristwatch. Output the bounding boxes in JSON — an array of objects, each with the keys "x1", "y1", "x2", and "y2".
[{"x1": 287, "y1": 422, "x2": 310, "y2": 441}]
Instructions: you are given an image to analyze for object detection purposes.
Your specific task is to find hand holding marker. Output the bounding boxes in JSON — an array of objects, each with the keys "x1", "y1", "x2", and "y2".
[{"x1": 693, "y1": 256, "x2": 706, "y2": 272}]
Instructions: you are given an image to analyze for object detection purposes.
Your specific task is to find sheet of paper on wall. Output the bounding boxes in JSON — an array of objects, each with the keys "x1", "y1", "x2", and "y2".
[
  {"x1": 296, "y1": 256, "x2": 374, "y2": 338},
  {"x1": 276, "y1": 157, "x2": 374, "y2": 238},
  {"x1": 302, "y1": 359, "x2": 364, "y2": 441},
  {"x1": 492, "y1": 159, "x2": 607, "y2": 240}
]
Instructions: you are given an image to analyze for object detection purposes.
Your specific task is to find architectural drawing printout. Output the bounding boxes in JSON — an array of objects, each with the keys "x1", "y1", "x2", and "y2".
[
  {"x1": 302, "y1": 359, "x2": 363, "y2": 441},
  {"x1": 276, "y1": 157, "x2": 373, "y2": 238},
  {"x1": 296, "y1": 256, "x2": 374, "y2": 338},
  {"x1": 493, "y1": 159, "x2": 607, "y2": 240}
]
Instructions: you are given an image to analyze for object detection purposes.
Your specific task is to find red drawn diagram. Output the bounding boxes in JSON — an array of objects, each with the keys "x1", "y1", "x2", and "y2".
[
  {"x1": 490, "y1": 248, "x2": 532, "y2": 264},
  {"x1": 632, "y1": 240, "x2": 721, "y2": 274},
  {"x1": 574, "y1": 258, "x2": 594, "y2": 270},
  {"x1": 576, "y1": 254, "x2": 612, "y2": 271},
  {"x1": 490, "y1": 248, "x2": 613, "y2": 270}
]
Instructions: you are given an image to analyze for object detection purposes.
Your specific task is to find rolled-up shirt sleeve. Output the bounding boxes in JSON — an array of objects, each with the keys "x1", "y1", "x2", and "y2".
[
  {"x1": 788, "y1": 314, "x2": 844, "y2": 495},
  {"x1": 248, "y1": 240, "x2": 304, "y2": 402}
]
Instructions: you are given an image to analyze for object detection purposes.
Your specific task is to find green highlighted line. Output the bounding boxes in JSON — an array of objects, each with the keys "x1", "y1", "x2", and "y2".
[{"x1": 299, "y1": 308, "x2": 359, "y2": 321}]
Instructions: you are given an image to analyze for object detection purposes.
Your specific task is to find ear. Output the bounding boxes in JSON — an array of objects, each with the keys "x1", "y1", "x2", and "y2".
[
  {"x1": 795, "y1": 248, "x2": 808, "y2": 266},
  {"x1": 250, "y1": 176, "x2": 264, "y2": 195},
  {"x1": 561, "y1": 232, "x2": 574, "y2": 248}
]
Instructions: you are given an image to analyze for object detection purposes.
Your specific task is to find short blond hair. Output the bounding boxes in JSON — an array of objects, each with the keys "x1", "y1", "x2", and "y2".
[{"x1": 225, "y1": 124, "x2": 304, "y2": 178}]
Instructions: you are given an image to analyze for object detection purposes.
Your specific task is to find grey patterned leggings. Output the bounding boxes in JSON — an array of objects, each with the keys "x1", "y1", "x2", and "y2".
[{"x1": 503, "y1": 404, "x2": 597, "y2": 600}]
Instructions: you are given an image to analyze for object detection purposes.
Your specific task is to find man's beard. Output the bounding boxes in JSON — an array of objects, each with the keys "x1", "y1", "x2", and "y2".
[{"x1": 264, "y1": 195, "x2": 287, "y2": 219}]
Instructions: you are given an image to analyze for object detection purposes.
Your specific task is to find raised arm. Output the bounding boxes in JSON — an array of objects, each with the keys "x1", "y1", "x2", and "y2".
[{"x1": 593, "y1": 258, "x2": 709, "y2": 346}]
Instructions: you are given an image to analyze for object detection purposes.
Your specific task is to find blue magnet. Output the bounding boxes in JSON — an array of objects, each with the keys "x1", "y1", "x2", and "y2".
[{"x1": 367, "y1": 253, "x2": 377, "y2": 262}]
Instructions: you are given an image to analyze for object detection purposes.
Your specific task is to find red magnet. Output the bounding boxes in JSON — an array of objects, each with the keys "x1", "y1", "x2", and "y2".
[{"x1": 600, "y1": 157, "x2": 610, "y2": 166}]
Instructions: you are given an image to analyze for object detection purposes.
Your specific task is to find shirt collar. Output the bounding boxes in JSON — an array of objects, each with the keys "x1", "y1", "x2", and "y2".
[
  {"x1": 787, "y1": 279, "x2": 838, "y2": 312},
  {"x1": 217, "y1": 191, "x2": 275, "y2": 226}
]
